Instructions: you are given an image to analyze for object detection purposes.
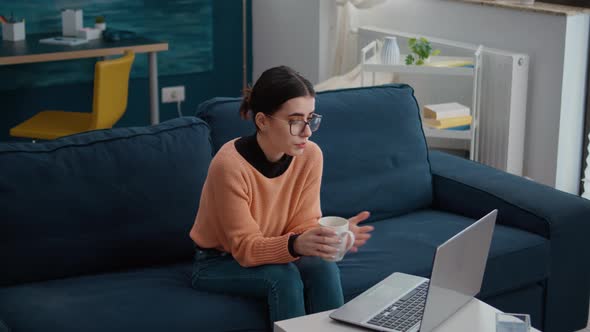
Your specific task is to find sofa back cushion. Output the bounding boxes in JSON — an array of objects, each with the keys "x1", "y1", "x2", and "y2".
[
  {"x1": 196, "y1": 84, "x2": 432, "y2": 221},
  {"x1": 0, "y1": 117, "x2": 211, "y2": 286}
]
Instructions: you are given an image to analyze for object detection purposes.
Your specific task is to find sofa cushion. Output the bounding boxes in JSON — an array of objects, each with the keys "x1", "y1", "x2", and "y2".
[
  {"x1": 0, "y1": 117, "x2": 212, "y2": 286},
  {"x1": 0, "y1": 263, "x2": 267, "y2": 332},
  {"x1": 337, "y1": 209, "x2": 549, "y2": 302},
  {"x1": 0, "y1": 210, "x2": 550, "y2": 332},
  {"x1": 196, "y1": 84, "x2": 432, "y2": 220}
]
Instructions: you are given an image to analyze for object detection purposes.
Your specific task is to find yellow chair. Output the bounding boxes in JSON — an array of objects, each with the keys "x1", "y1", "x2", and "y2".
[{"x1": 10, "y1": 51, "x2": 135, "y2": 140}]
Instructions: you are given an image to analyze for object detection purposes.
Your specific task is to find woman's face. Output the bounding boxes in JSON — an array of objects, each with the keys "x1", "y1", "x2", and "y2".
[{"x1": 257, "y1": 95, "x2": 316, "y2": 159}]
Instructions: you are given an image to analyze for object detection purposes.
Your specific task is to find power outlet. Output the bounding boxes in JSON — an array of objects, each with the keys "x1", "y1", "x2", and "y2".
[{"x1": 162, "y1": 86, "x2": 185, "y2": 103}]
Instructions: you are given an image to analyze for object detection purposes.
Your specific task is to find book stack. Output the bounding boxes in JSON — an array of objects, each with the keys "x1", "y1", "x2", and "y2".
[
  {"x1": 425, "y1": 59, "x2": 474, "y2": 68},
  {"x1": 422, "y1": 102, "x2": 471, "y2": 130}
]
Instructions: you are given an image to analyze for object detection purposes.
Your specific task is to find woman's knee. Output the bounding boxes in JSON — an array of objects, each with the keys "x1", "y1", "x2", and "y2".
[
  {"x1": 296, "y1": 256, "x2": 340, "y2": 279},
  {"x1": 261, "y1": 263, "x2": 304, "y2": 291}
]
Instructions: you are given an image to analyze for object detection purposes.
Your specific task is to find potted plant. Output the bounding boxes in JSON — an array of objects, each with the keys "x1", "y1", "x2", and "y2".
[
  {"x1": 95, "y1": 16, "x2": 106, "y2": 31},
  {"x1": 405, "y1": 37, "x2": 441, "y2": 66}
]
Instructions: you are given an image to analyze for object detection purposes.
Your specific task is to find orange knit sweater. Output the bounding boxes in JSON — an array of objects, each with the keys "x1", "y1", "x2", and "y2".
[{"x1": 189, "y1": 138, "x2": 323, "y2": 267}]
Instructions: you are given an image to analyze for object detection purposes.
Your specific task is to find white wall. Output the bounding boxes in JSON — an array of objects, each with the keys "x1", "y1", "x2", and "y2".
[
  {"x1": 252, "y1": 0, "x2": 337, "y2": 84},
  {"x1": 252, "y1": 0, "x2": 589, "y2": 193},
  {"x1": 556, "y1": 14, "x2": 590, "y2": 193},
  {"x1": 252, "y1": 0, "x2": 320, "y2": 83},
  {"x1": 318, "y1": 0, "x2": 338, "y2": 83},
  {"x1": 351, "y1": 0, "x2": 588, "y2": 193}
]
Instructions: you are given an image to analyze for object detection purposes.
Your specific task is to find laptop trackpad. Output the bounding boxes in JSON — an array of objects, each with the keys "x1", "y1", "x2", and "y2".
[
  {"x1": 332, "y1": 272, "x2": 425, "y2": 323},
  {"x1": 367, "y1": 283, "x2": 406, "y2": 302}
]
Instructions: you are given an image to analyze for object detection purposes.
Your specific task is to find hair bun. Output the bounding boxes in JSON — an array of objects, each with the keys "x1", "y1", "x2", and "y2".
[
  {"x1": 243, "y1": 86, "x2": 253, "y2": 104},
  {"x1": 239, "y1": 86, "x2": 253, "y2": 120}
]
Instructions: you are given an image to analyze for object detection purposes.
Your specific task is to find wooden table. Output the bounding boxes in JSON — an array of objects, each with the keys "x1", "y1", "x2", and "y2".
[{"x1": 0, "y1": 33, "x2": 169, "y2": 125}]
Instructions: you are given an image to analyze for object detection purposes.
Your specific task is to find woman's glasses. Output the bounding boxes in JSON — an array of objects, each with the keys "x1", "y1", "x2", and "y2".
[{"x1": 267, "y1": 114, "x2": 322, "y2": 136}]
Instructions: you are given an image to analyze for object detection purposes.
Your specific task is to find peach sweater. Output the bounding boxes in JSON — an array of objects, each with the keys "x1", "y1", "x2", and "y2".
[{"x1": 189, "y1": 138, "x2": 323, "y2": 267}]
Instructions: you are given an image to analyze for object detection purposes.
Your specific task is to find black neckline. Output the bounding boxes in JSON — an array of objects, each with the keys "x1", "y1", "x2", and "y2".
[{"x1": 234, "y1": 134, "x2": 293, "y2": 179}]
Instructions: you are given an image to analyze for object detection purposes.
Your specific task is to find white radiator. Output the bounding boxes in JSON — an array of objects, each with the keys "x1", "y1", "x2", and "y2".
[
  {"x1": 477, "y1": 48, "x2": 529, "y2": 175},
  {"x1": 357, "y1": 26, "x2": 529, "y2": 176}
]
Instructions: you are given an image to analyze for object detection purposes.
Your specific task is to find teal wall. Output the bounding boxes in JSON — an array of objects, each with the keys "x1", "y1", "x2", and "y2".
[
  {"x1": 0, "y1": 0, "x2": 251, "y2": 142},
  {"x1": 0, "y1": 0, "x2": 213, "y2": 89}
]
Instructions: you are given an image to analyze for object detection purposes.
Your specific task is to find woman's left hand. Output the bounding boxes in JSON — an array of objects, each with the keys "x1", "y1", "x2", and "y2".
[{"x1": 348, "y1": 211, "x2": 373, "y2": 253}]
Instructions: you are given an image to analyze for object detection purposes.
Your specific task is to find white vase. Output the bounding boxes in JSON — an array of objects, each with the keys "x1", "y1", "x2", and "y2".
[
  {"x1": 95, "y1": 22, "x2": 106, "y2": 31},
  {"x1": 381, "y1": 36, "x2": 401, "y2": 65}
]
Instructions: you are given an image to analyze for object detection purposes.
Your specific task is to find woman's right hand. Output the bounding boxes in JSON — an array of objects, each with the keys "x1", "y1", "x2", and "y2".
[{"x1": 293, "y1": 227, "x2": 341, "y2": 260}]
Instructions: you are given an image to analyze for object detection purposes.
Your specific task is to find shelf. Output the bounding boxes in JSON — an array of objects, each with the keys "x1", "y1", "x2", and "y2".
[
  {"x1": 362, "y1": 55, "x2": 474, "y2": 77},
  {"x1": 360, "y1": 38, "x2": 480, "y2": 159},
  {"x1": 450, "y1": 0, "x2": 590, "y2": 16},
  {"x1": 423, "y1": 126, "x2": 472, "y2": 140},
  {"x1": 426, "y1": 137, "x2": 471, "y2": 151}
]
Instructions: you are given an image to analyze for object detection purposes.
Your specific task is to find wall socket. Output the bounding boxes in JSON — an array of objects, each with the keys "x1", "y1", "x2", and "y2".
[{"x1": 162, "y1": 86, "x2": 185, "y2": 103}]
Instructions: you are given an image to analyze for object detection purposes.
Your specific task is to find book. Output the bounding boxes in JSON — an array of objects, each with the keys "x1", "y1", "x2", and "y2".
[
  {"x1": 423, "y1": 115, "x2": 472, "y2": 129},
  {"x1": 423, "y1": 102, "x2": 470, "y2": 120},
  {"x1": 445, "y1": 124, "x2": 470, "y2": 131},
  {"x1": 39, "y1": 36, "x2": 88, "y2": 46},
  {"x1": 425, "y1": 59, "x2": 474, "y2": 68}
]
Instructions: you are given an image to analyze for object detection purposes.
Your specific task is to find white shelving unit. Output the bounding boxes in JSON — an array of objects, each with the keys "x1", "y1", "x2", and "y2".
[{"x1": 361, "y1": 37, "x2": 483, "y2": 161}]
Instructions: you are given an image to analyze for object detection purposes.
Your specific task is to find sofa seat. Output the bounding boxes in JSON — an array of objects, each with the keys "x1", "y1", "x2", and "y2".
[
  {"x1": 338, "y1": 209, "x2": 550, "y2": 302},
  {"x1": 0, "y1": 263, "x2": 268, "y2": 332},
  {"x1": 0, "y1": 209, "x2": 550, "y2": 332}
]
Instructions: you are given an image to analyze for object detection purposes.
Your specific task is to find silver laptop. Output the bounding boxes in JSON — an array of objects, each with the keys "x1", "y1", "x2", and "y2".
[{"x1": 330, "y1": 209, "x2": 497, "y2": 332}]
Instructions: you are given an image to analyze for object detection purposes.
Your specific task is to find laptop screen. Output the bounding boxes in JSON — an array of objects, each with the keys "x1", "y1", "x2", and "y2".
[{"x1": 419, "y1": 210, "x2": 497, "y2": 332}]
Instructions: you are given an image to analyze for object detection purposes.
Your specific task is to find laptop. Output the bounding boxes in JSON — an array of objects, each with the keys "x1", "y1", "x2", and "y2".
[{"x1": 330, "y1": 209, "x2": 498, "y2": 332}]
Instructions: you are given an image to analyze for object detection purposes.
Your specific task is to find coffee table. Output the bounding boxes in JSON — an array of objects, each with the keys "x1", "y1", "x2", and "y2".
[{"x1": 274, "y1": 298, "x2": 541, "y2": 331}]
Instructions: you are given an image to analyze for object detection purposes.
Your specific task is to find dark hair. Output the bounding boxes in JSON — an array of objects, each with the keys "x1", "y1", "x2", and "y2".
[{"x1": 239, "y1": 66, "x2": 315, "y2": 123}]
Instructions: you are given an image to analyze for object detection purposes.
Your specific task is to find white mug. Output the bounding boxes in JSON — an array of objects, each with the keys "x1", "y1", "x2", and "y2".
[{"x1": 318, "y1": 216, "x2": 355, "y2": 262}]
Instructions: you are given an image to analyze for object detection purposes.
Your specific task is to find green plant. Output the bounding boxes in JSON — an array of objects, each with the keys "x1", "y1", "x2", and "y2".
[
  {"x1": 95, "y1": 16, "x2": 105, "y2": 24},
  {"x1": 405, "y1": 37, "x2": 441, "y2": 66}
]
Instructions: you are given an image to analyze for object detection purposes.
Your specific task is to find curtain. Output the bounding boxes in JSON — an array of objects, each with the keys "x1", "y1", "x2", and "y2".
[{"x1": 331, "y1": 0, "x2": 387, "y2": 76}]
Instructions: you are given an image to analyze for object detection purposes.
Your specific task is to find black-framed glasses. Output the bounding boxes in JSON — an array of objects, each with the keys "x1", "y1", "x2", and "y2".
[{"x1": 266, "y1": 114, "x2": 323, "y2": 136}]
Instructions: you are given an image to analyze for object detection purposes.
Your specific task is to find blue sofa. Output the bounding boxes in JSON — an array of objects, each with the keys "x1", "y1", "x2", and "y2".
[{"x1": 1, "y1": 84, "x2": 589, "y2": 332}]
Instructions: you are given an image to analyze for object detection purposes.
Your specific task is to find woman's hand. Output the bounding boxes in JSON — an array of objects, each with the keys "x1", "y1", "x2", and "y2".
[
  {"x1": 348, "y1": 211, "x2": 373, "y2": 253},
  {"x1": 293, "y1": 227, "x2": 341, "y2": 260}
]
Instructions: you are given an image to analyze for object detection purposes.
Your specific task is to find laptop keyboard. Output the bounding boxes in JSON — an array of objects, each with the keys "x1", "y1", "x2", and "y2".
[{"x1": 367, "y1": 280, "x2": 430, "y2": 332}]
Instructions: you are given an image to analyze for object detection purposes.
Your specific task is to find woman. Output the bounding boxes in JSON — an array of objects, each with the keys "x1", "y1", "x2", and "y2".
[{"x1": 189, "y1": 65, "x2": 373, "y2": 327}]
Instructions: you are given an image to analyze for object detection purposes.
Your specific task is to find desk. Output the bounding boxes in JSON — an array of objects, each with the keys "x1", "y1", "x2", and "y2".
[
  {"x1": 274, "y1": 298, "x2": 542, "y2": 332},
  {"x1": 0, "y1": 33, "x2": 169, "y2": 125}
]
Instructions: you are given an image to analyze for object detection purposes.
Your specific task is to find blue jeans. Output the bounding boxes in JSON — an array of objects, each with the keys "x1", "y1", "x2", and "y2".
[{"x1": 191, "y1": 247, "x2": 344, "y2": 327}]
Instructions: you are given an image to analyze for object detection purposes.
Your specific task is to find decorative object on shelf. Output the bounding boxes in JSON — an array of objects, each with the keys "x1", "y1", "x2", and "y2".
[
  {"x1": 62, "y1": 9, "x2": 83, "y2": 37},
  {"x1": 380, "y1": 36, "x2": 401, "y2": 65},
  {"x1": 405, "y1": 37, "x2": 440, "y2": 66},
  {"x1": 1, "y1": 17, "x2": 25, "y2": 41},
  {"x1": 95, "y1": 15, "x2": 106, "y2": 31},
  {"x1": 76, "y1": 27, "x2": 101, "y2": 40},
  {"x1": 102, "y1": 28, "x2": 137, "y2": 42}
]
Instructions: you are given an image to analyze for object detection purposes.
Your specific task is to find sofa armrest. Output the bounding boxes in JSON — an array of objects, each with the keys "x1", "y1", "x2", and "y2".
[{"x1": 429, "y1": 151, "x2": 590, "y2": 332}]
